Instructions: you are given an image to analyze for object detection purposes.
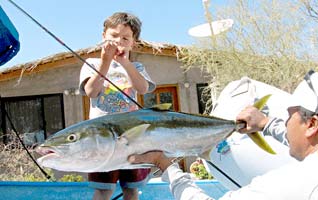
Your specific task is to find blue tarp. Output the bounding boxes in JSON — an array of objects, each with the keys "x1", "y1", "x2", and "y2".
[{"x1": 0, "y1": 5, "x2": 20, "y2": 66}]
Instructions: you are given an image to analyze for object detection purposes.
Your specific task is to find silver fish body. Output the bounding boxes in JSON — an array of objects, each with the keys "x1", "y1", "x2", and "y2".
[{"x1": 36, "y1": 108, "x2": 242, "y2": 172}]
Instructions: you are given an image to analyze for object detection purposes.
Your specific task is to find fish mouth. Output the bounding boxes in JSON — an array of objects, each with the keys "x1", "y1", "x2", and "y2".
[{"x1": 36, "y1": 146, "x2": 60, "y2": 160}]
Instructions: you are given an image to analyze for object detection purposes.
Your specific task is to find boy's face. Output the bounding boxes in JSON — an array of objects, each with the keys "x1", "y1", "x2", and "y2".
[{"x1": 102, "y1": 24, "x2": 135, "y2": 54}]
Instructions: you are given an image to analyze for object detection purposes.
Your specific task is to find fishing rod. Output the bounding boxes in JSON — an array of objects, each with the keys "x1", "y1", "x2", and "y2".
[{"x1": 6, "y1": 0, "x2": 143, "y2": 109}]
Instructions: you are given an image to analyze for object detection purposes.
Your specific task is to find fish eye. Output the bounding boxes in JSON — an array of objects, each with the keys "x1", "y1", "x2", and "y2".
[{"x1": 67, "y1": 134, "x2": 77, "y2": 142}]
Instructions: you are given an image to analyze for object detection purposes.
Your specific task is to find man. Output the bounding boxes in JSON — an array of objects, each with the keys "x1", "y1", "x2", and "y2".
[{"x1": 128, "y1": 70, "x2": 318, "y2": 199}]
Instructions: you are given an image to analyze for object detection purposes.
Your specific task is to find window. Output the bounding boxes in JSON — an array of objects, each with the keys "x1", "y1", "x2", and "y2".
[
  {"x1": 138, "y1": 85, "x2": 179, "y2": 111},
  {"x1": 0, "y1": 94, "x2": 65, "y2": 145},
  {"x1": 196, "y1": 83, "x2": 212, "y2": 114}
]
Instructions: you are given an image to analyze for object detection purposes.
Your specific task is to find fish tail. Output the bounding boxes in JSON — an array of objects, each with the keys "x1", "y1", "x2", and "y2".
[
  {"x1": 248, "y1": 132, "x2": 276, "y2": 154},
  {"x1": 248, "y1": 94, "x2": 276, "y2": 154}
]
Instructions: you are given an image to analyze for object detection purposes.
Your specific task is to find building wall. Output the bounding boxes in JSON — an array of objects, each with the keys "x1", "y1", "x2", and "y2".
[
  {"x1": 131, "y1": 53, "x2": 210, "y2": 113},
  {"x1": 0, "y1": 64, "x2": 83, "y2": 127},
  {"x1": 0, "y1": 52, "x2": 211, "y2": 127}
]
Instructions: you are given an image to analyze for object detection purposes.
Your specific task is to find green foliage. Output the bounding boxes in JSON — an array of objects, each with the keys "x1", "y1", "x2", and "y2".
[
  {"x1": 22, "y1": 168, "x2": 55, "y2": 181},
  {"x1": 190, "y1": 161, "x2": 213, "y2": 180},
  {"x1": 23, "y1": 173, "x2": 53, "y2": 182},
  {"x1": 59, "y1": 174, "x2": 84, "y2": 182},
  {"x1": 22, "y1": 172, "x2": 84, "y2": 182}
]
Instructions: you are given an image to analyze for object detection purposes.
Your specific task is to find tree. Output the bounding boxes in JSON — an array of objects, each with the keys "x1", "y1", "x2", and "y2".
[
  {"x1": 179, "y1": 0, "x2": 318, "y2": 108},
  {"x1": 301, "y1": 0, "x2": 318, "y2": 20}
]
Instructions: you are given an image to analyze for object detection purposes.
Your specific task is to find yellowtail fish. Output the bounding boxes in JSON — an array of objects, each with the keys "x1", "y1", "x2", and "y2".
[{"x1": 36, "y1": 96, "x2": 274, "y2": 172}]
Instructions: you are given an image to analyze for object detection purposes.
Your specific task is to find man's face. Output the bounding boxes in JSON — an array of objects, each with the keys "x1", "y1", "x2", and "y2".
[
  {"x1": 103, "y1": 24, "x2": 135, "y2": 54},
  {"x1": 286, "y1": 106, "x2": 309, "y2": 161}
]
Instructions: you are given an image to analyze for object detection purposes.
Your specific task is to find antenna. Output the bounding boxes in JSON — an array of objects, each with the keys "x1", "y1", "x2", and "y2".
[{"x1": 189, "y1": 0, "x2": 233, "y2": 38}]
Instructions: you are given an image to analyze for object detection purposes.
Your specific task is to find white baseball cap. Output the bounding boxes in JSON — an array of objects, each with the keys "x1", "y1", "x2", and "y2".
[{"x1": 290, "y1": 69, "x2": 318, "y2": 113}]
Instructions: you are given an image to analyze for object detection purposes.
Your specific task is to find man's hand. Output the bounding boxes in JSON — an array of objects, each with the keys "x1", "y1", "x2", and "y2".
[
  {"x1": 236, "y1": 106, "x2": 269, "y2": 133},
  {"x1": 128, "y1": 151, "x2": 174, "y2": 171}
]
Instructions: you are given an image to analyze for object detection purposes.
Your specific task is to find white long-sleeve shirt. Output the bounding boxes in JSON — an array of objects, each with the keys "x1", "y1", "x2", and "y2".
[
  {"x1": 162, "y1": 152, "x2": 318, "y2": 200},
  {"x1": 263, "y1": 117, "x2": 288, "y2": 146}
]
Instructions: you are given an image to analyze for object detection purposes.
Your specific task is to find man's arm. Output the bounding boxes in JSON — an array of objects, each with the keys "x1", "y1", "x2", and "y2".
[
  {"x1": 128, "y1": 152, "x2": 214, "y2": 200},
  {"x1": 236, "y1": 106, "x2": 288, "y2": 145}
]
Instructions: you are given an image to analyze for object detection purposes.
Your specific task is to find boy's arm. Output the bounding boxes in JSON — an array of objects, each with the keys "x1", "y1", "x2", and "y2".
[
  {"x1": 122, "y1": 61, "x2": 149, "y2": 94},
  {"x1": 116, "y1": 52, "x2": 150, "y2": 94},
  {"x1": 83, "y1": 41, "x2": 117, "y2": 98},
  {"x1": 83, "y1": 61, "x2": 110, "y2": 98}
]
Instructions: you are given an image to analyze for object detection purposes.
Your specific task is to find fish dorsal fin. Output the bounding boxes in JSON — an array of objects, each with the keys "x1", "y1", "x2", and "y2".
[
  {"x1": 247, "y1": 94, "x2": 276, "y2": 154},
  {"x1": 150, "y1": 103, "x2": 172, "y2": 111},
  {"x1": 119, "y1": 124, "x2": 150, "y2": 145}
]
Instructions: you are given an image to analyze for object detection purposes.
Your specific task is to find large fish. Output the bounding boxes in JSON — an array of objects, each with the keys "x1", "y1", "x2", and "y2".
[{"x1": 36, "y1": 96, "x2": 274, "y2": 172}]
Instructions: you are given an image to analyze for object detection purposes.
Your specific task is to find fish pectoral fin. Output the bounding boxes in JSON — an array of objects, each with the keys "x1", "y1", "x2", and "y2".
[
  {"x1": 247, "y1": 132, "x2": 276, "y2": 154},
  {"x1": 119, "y1": 124, "x2": 150, "y2": 145}
]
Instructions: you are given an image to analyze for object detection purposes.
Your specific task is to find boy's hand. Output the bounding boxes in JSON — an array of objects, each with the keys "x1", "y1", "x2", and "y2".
[
  {"x1": 100, "y1": 40, "x2": 118, "y2": 62},
  {"x1": 114, "y1": 48, "x2": 130, "y2": 65}
]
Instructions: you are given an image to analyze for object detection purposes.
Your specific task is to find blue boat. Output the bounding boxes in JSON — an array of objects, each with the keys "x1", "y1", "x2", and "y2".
[{"x1": 0, "y1": 180, "x2": 228, "y2": 200}]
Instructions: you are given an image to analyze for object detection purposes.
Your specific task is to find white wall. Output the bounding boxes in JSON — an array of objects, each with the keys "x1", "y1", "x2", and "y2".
[{"x1": 0, "y1": 52, "x2": 211, "y2": 127}]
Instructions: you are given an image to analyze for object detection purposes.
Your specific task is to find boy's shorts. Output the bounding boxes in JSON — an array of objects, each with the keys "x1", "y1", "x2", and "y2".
[{"x1": 88, "y1": 168, "x2": 151, "y2": 190}]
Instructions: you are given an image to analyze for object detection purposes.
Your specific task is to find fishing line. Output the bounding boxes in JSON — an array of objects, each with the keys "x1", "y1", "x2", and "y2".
[
  {"x1": 6, "y1": 0, "x2": 143, "y2": 109},
  {"x1": 111, "y1": 193, "x2": 123, "y2": 200},
  {"x1": 205, "y1": 160, "x2": 241, "y2": 188}
]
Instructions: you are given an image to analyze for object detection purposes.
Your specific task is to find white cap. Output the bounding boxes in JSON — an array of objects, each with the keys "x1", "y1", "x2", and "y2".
[{"x1": 290, "y1": 70, "x2": 318, "y2": 113}]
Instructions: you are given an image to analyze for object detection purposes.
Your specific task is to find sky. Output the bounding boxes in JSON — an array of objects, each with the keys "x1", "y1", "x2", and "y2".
[{"x1": 1, "y1": 0, "x2": 221, "y2": 68}]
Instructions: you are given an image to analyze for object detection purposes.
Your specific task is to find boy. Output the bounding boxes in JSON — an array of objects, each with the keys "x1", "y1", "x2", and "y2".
[{"x1": 79, "y1": 12, "x2": 155, "y2": 200}]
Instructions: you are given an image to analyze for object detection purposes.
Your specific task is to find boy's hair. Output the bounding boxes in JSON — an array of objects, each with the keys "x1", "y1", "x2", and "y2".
[{"x1": 103, "y1": 12, "x2": 142, "y2": 41}]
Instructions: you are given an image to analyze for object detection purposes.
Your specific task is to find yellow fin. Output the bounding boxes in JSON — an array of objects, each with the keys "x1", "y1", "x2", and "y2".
[
  {"x1": 247, "y1": 132, "x2": 276, "y2": 154},
  {"x1": 247, "y1": 94, "x2": 276, "y2": 154},
  {"x1": 150, "y1": 103, "x2": 172, "y2": 111},
  {"x1": 120, "y1": 124, "x2": 150, "y2": 145}
]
